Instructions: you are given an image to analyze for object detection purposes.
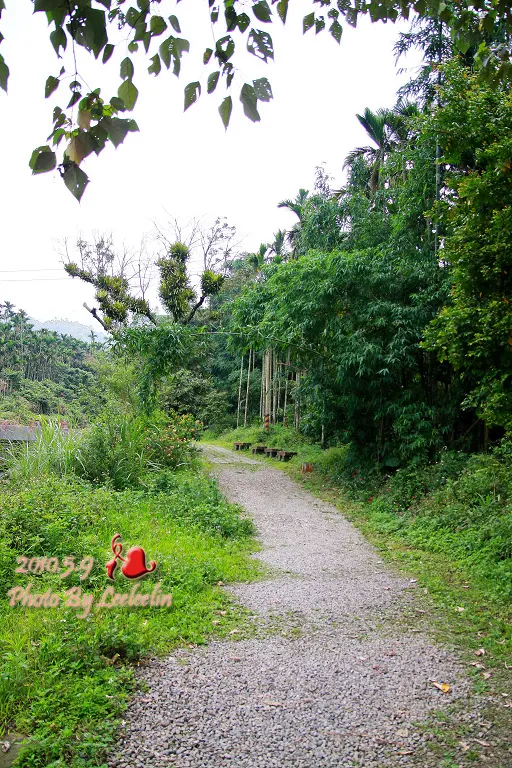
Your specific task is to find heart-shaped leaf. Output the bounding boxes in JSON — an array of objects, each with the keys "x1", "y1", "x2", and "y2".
[
  {"x1": 219, "y1": 95, "x2": 232, "y2": 129},
  {"x1": 118, "y1": 79, "x2": 138, "y2": 111}
]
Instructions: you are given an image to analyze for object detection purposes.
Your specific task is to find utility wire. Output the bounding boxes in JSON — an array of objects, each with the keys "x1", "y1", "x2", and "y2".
[
  {"x1": 0, "y1": 278, "x2": 71, "y2": 282},
  {"x1": 0, "y1": 268, "x2": 64, "y2": 273}
]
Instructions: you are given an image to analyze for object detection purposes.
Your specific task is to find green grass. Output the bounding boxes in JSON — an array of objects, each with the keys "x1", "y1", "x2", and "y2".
[
  {"x1": 203, "y1": 424, "x2": 320, "y2": 454},
  {"x1": 0, "y1": 470, "x2": 259, "y2": 767}
]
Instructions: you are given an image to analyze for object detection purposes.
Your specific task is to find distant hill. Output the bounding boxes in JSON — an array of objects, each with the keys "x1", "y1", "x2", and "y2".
[{"x1": 29, "y1": 317, "x2": 107, "y2": 343}]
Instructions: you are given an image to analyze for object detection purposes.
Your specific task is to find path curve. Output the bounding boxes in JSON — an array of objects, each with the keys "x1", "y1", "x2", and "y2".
[{"x1": 110, "y1": 447, "x2": 478, "y2": 768}]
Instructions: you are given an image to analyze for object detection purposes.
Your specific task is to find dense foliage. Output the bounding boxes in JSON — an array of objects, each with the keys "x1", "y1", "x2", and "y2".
[
  {"x1": 225, "y1": 56, "x2": 512, "y2": 467},
  {"x1": 0, "y1": 302, "x2": 103, "y2": 423},
  {"x1": 422, "y1": 62, "x2": 512, "y2": 432},
  {"x1": 0, "y1": 374, "x2": 254, "y2": 765}
]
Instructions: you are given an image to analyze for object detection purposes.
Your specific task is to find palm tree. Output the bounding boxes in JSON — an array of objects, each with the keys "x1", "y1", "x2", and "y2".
[
  {"x1": 268, "y1": 229, "x2": 288, "y2": 262},
  {"x1": 387, "y1": 101, "x2": 420, "y2": 146},
  {"x1": 277, "y1": 188, "x2": 309, "y2": 219},
  {"x1": 247, "y1": 243, "x2": 269, "y2": 274},
  {"x1": 343, "y1": 108, "x2": 396, "y2": 195},
  {"x1": 1, "y1": 301, "x2": 16, "y2": 320},
  {"x1": 277, "y1": 188, "x2": 309, "y2": 255},
  {"x1": 343, "y1": 104, "x2": 419, "y2": 195}
]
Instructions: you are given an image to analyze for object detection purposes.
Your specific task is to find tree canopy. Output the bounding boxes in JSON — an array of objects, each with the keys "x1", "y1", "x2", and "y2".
[{"x1": 2, "y1": 0, "x2": 512, "y2": 200}]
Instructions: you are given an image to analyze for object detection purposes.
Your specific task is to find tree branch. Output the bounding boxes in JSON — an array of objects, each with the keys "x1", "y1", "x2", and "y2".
[
  {"x1": 83, "y1": 302, "x2": 108, "y2": 331},
  {"x1": 186, "y1": 294, "x2": 206, "y2": 324}
]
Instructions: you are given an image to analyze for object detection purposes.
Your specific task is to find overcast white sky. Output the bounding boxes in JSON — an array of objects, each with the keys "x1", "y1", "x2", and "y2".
[{"x1": 0, "y1": 1, "x2": 422, "y2": 325}]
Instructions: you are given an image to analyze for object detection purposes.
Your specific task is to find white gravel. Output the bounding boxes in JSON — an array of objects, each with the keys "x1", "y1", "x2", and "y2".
[{"x1": 109, "y1": 448, "x2": 480, "y2": 768}]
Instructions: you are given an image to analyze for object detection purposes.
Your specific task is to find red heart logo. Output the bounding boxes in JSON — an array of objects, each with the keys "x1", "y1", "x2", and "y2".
[{"x1": 121, "y1": 546, "x2": 157, "y2": 580}]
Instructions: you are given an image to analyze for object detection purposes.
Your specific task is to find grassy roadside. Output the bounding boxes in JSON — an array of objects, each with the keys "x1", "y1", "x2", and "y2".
[
  {"x1": 0, "y1": 469, "x2": 260, "y2": 768},
  {"x1": 205, "y1": 431, "x2": 512, "y2": 766},
  {"x1": 294, "y1": 470, "x2": 512, "y2": 768}
]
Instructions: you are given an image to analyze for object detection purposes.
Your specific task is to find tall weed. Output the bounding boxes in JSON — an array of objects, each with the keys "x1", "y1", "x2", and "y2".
[{"x1": 5, "y1": 420, "x2": 83, "y2": 484}]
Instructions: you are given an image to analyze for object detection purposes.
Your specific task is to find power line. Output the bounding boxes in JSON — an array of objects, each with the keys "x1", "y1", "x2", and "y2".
[
  {"x1": 0, "y1": 268, "x2": 64, "y2": 273},
  {"x1": 0, "y1": 277, "x2": 71, "y2": 282}
]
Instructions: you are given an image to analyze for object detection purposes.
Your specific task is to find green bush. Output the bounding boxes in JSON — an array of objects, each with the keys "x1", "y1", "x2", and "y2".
[
  {"x1": 210, "y1": 423, "x2": 312, "y2": 451},
  {"x1": 363, "y1": 442, "x2": 512, "y2": 597},
  {"x1": 77, "y1": 409, "x2": 149, "y2": 489},
  {"x1": 77, "y1": 409, "x2": 201, "y2": 488}
]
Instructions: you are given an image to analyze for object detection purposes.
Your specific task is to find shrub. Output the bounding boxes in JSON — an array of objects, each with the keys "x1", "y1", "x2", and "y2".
[
  {"x1": 6, "y1": 410, "x2": 202, "y2": 491},
  {"x1": 212, "y1": 423, "x2": 312, "y2": 451},
  {"x1": 145, "y1": 411, "x2": 201, "y2": 470},
  {"x1": 77, "y1": 409, "x2": 201, "y2": 489},
  {"x1": 364, "y1": 440, "x2": 512, "y2": 597},
  {"x1": 77, "y1": 409, "x2": 149, "y2": 489}
]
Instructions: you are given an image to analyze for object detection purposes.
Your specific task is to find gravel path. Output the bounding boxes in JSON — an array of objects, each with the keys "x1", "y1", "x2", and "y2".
[{"x1": 110, "y1": 447, "x2": 479, "y2": 768}]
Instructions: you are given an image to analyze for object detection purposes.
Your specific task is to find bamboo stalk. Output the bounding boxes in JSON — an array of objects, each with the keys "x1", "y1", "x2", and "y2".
[
  {"x1": 272, "y1": 349, "x2": 277, "y2": 424},
  {"x1": 294, "y1": 371, "x2": 300, "y2": 429},
  {"x1": 283, "y1": 351, "x2": 290, "y2": 426},
  {"x1": 264, "y1": 349, "x2": 271, "y2": 431},
  {"x1": 277, "y1": 357, "x2": 282, "y2": 423},
  {"x1": 260, "y1": 353, "x2": 264, "y2": 419},
  {"x1": 244, "y1": 349, "x2": 252, "y2": 427},
  {"x1": 236, "y1": 354, "x2": 244, "y2": 429}
]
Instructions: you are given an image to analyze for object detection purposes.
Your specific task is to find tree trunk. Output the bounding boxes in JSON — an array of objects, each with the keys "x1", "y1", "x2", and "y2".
[
  {"x1": 283, "y1": 351, "x2": 290, "y2": 426},
  {"x1": 272, "y1": 350, "x2": 278, "y2": 424},
  {"x1": 236, "y1": 354, "x2": 244, "y2": 429},
  {"x1": 294, "y1": 371, "x2": 300, "y2": 429},
  {"x1": 264, "y1": 349, "x2": 271, "y2": 431},
  {"x1": 277, "y1": 358, "x2": 282, "y2": 424},
  {"x1": 244, "y1": 349, "x2": 252, "y2": 427},
  {"x1": 260, "y1": 354, "x2": 264, "y2": 419}
]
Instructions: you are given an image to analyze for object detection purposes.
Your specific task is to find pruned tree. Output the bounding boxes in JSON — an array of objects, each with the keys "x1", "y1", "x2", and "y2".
[
  {"x1": 63, "y1": 232, "x2": 225, "y2": 330},
  {"x1": 61, "y1": 233, "x2": 157, "y2": 329}
]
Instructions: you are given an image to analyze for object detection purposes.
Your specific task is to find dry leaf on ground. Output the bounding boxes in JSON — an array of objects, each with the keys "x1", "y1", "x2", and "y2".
[{"x1": 432, "y1": 681, "x2": 451, "y2": 693}]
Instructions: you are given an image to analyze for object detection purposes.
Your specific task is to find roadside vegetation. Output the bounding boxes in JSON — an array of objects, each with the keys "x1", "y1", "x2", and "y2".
[
  {"x1": 0, "y1": 303, "x2": 103, "y2": 425},
  {"x1": 0, "y1": 416, "x2": 258, "y2": 768}
]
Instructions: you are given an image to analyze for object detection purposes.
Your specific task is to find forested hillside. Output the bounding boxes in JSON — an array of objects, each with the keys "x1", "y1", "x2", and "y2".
[{"x1": 0, "y1": 302, "x2": 105, "y2": 424}]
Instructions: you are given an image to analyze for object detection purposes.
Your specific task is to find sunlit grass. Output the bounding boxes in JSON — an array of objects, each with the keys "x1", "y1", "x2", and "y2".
[{"x1": 0, "y1": 470, "x2": 259, "y2": 767}]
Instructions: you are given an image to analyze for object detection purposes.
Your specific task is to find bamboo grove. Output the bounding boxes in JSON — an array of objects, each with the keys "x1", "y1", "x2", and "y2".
[{"x1": 57, "y1": 18, "x2": 512, "y2": 472}]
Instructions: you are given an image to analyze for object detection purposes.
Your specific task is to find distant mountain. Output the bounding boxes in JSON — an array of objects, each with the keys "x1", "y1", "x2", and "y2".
[{"x1": 28, "y1": 317, "x2": 107, "y2": 343}]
